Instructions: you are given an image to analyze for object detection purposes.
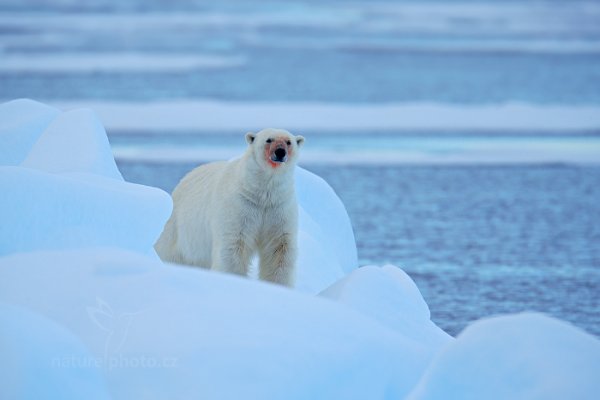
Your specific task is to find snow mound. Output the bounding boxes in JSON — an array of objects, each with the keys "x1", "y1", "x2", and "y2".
[
  {"x1": 296, "y1": 167, "x2": 357, "y2": 274},
  {"x1": 292, "y1": 167, "x2": 358, "y2": 292},
  {"x1": 22, "y1": 107, "x2": 122, "y2": 180},
  {"x1": 0, "y1": 99, "x2": 59, "y2": 165},
  {"x1": 0, "y1": 99, "x2": 172, "y2": 257},
  {"x1": 321, "y1": 265, "x2": 452, "y2": 351},
  {"x1": 0, "y1": 168, "x2": 171, "y2": 256},
  {"x1": 0, "y1": 303, "x2": 110, "y2": 400},
  {"x1": 0, "y1": 248, "x2": 432, "y2": 399},
  {"x1": 409, "y1": 313, "x2": 600, "y2": 400}
]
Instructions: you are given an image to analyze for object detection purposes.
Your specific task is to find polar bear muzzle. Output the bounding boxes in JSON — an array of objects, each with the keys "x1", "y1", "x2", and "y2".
[
  {"x1": 264, "y1": 137, "x2": 292, "y2": 167},
  {"x1": 272, "y1": 147, "x2": 288, "y2": 163}
]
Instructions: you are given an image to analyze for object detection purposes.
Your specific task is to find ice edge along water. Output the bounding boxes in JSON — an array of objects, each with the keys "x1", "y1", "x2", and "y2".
[
  {"x1": 57, "y1": 99, "x2": 600, "y2": 165},
  {"x1": 1, "y1": 99, "x2": 600, "y2": 400},
  {"x1": 49, "y1": 100, "x2": 600, "y2": 132}
]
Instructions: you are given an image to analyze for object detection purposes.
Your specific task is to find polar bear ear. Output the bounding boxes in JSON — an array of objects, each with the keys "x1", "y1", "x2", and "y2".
[
  {"x1": 295, "y1": 135, "x2": 305, "y2": 148},
  {"x1": 245, "y1": 132, "x2": 256, "y2": 145}
]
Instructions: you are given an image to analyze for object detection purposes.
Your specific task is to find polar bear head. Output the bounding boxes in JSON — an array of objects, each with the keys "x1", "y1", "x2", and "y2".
[{"x1": 245, "y1": 128, "x2": 304, "y2": 171}]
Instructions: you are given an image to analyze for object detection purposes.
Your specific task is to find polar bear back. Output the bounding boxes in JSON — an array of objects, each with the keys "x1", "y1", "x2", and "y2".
[{"x1": 156, "y1": 160, "x2": 234, "y2": 267}]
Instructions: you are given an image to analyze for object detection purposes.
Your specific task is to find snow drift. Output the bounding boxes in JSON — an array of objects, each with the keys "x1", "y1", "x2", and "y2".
[
  {"x1": 408, "y1": 313, "x2": 600, "y2": 399},
  {"x1": 0, "y1": 100, "x2": 171, "y2": 257},
  {"x1": 1, "y1": 99, "x2": 599, "y2": 399},
  {"x1": 0, "y1": 248, "x2": 438, "y2": 399}
]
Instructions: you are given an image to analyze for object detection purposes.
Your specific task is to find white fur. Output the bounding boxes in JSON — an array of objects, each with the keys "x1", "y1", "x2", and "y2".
[{"x1": 155, "y1": 128, "x2": 305, "y2": 286}]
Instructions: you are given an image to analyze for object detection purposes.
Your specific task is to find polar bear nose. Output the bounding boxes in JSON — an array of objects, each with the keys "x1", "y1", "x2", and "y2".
[{"x1": 274, "y1": 148, "x2": 287, "y2": 162}]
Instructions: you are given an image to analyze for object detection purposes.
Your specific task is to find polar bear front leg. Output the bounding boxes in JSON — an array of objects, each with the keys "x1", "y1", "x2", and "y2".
[
  {"x1": 259, "y1": 233, "x2": 297, "y2": 286},
  {"x1": 212, "y1": 235, "x2": 253, "y2": 277}
]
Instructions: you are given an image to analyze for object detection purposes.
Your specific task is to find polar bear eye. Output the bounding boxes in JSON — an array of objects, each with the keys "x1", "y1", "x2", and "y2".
[
  {"x1": 286, "y1": 140, "x2": 292, "y2": 146},
  {"x1": 266, "y1": 139, "x2": 272, "y2": 143}
]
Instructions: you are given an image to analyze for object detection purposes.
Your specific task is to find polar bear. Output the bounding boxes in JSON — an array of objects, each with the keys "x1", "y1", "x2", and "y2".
[{"x1": 155, "y1": 128, "x2": 305, "y2": 287}]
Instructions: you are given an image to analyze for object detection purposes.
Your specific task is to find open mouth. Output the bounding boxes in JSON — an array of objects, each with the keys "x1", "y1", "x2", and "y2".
[{"x1": 271, "y1": 148, "x2": 288, "y2": 163}]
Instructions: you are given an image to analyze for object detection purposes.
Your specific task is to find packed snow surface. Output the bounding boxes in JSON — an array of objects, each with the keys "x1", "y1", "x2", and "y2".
[{"x1": 1, "y1": 99, "x2": 599, "y2": 399}]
